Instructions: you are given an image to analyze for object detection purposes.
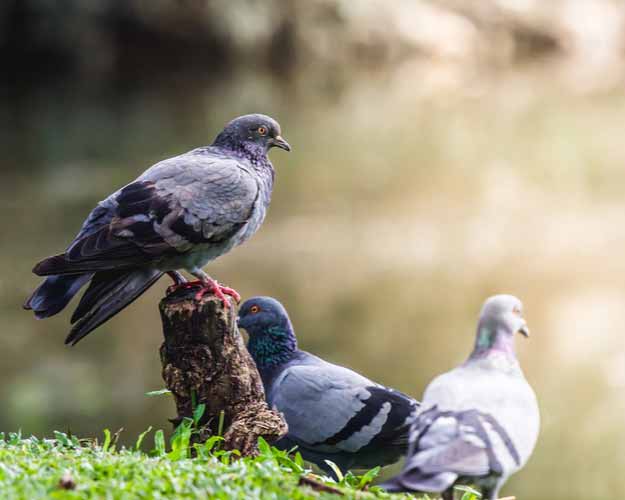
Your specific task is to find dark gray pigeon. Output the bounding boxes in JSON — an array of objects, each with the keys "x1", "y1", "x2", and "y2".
[
  {"x1": 238, "y1": 296, "x2": 419, "y2": 474},
  {"x1": 381, "y1": 295, "x2": 539, "y2": 500},
  {"x1": 24, "y1": 114, "x2": 290, "y2": 345}
]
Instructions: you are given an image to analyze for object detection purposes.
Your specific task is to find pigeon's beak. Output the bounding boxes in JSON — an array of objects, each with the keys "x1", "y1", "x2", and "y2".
[
  {"x1": 519, "y1": 322, "x2": 530, "y2": 338},
  {"x1": 271, "y1": 135, "x2": 291, "y2": 152}
]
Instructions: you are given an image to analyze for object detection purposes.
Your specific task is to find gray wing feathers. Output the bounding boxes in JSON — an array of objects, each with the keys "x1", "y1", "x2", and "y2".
[
  {"x1": 271, "y1": 364, "x2": 375, "y2": 446},
  {"x1": 409, "y1": 439, "x2": 489, "y2": 475},
  {"x1": 407, "y1": 415, "x2": 489, "y2": 476},
  {"x1": 139, "y1": 156, "x2": 260, "y2": 251},
  {"x1": 70, "y1": 154, "x2": 258, "y2": 262},
  {"x1": 145, "y1": 155, "x2": 259, "y2": 225}
]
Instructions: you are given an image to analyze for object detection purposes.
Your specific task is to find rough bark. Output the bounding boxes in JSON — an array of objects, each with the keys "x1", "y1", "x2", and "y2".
[{"x1": 158, "y1": 288, "x2": 287, "y2": 456}]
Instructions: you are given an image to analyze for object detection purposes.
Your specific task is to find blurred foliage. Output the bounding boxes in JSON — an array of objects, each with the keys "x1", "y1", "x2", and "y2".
[{"x1": 2, "y1": 0, "x2": 625, "y2": 86}]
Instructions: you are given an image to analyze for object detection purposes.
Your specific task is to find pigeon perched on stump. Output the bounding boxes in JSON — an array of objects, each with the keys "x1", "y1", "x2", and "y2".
[
  {"x1": 381, "y1": 295, "x2": 539, "y2": 500},
  {"x1": 24, "y1": 114, "x2": 290, "y2": 345},
  {"x1": 238, "y1": 296, "x2": 419, "y2": 474}
]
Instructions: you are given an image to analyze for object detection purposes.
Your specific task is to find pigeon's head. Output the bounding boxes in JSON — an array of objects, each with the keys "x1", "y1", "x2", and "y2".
[
  {"x1": 238, "y1": 296, "x2": 292, "y2": 335},
  {"x1": 472, "y1": 295, "x2": 529, "y2": 357},
  {"x1": 238, "y1": 296, "x2": 297, "y2": 368},
  {"x1": 214, "y1": 114, "x2": 291, "y2": 154},
  {"x1": 479, "y1": 294, "x2": 529, "y2": 338}
]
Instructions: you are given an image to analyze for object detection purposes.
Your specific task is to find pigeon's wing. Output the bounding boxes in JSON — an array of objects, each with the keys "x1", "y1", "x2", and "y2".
[
  {"x1": 380, "y1": 389, "x2": 496, "y2": 494},
  {"x1": 363, "y1": 387, "x2": 418, "y2": 450},
  {"x1": 75, "y1": 198, "x2": 118, "y2": 241},
  {"x1": 404, "y1": 401, "x2": 525, "y2": 479},
  {"x1": 272, "y1": 362, "x2": 415, "y2": 454},
  {"x1": 406, "y1": 412, "x2": 490, "y2": 476},
  {"x1": 140, "y1": 154, "x2": 261, "y2": 248},
  {"x1": 34, "y1": 154, "x2": 259, "y2": 275}
]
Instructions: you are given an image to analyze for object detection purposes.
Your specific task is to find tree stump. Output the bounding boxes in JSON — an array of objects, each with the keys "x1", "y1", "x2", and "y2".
[{"x1": 158, "y1": 288, "x2": 287, "y2": 456}]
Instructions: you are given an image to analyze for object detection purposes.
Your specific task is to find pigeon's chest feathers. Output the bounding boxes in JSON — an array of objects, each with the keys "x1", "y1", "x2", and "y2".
[
  {"x1": 471, "y1": 352, "x2": 522, "y2": 375},
  {"x1": 238, "y1": 163, "x2": 274, "y2": 241}
]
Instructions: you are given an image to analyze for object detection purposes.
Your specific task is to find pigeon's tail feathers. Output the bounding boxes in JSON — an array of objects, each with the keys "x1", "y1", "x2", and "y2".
[
  {"x1": 388, "y1": 420, "x2": 415, "y2": 449},
  {"x1": 65, "y1": 268, "x2": 163, "y2": 345},
  {"x1": 389, "y1": 397, "x2": 420, "y2": 448},
  {"x1": 32, "y1": 254, "x2": 128, "y2": 276},
  {"x1": 69, "y1": 269, "x2": 149, "y2": 324},
  {"x1": 33, "y1": 254, "x2": 75, "y2": 275},
  {"x1": 23, "y1": 274, "x2": 92, "y2": 318},
  {"x1": 379, "y1": 470, "x2": 458, "y2": 493}
]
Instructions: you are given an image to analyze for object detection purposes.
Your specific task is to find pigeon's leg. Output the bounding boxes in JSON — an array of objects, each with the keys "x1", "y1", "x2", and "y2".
[
  {"x1": 167, "y1": 271, "x2": 187, "y2": 285},
  {"x1": 165, "y1": 271, "x2": 189, "y2": 295},
  {"x1": 441, "y1": 488, "x2": 454, "y2": 500},
  {"x1": 190, "y1": 268, "x2": 241, "y2": 308}
]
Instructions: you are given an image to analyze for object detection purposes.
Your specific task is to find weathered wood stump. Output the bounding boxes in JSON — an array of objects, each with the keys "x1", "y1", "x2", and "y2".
[{"x1": 158, "y1": 288, "x2": 287, "y2": 456}]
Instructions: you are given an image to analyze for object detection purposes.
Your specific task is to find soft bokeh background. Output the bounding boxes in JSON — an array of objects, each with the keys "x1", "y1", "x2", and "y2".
[{"x1": 2, "y1": 1, "x2": 625, "y2": 498}]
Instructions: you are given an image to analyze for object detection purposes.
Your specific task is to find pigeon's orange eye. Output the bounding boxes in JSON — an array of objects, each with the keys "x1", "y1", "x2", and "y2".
[
  {"x1": 250, "y1": 305, "x2": 260, "y2": 314},
  {"x1": 512, "y1": 306, "x2": 522, "y2": 316},
  {"x1": 257, "y1": 126, "x2": 268, "y2": 136}
]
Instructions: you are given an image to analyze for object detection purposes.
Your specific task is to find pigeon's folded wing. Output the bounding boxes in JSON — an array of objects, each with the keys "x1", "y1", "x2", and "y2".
[
  {"x1": 405, "y1": 407, "x2": 521, "y2": 478},
  {"x1": 34, "y1": 156, "x2": 259, "y2": 275},
  {"x1": 272, "y1": 363, "x2": 409, "y2": 453},
  {"x1": 408, "y1": 437, "x2": 490, "y2": 476}
]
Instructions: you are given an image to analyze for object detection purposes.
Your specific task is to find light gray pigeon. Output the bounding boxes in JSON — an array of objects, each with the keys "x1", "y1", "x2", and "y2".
[
  {"x1": 238, "y1": 296, "x2": 419, "y2": 474},
  {"x1": 381, "y1": 294, "x2": 539, "y2": 500},
  {"x1": 24, "y1": 114, "x2": 290, "y2": 345}
]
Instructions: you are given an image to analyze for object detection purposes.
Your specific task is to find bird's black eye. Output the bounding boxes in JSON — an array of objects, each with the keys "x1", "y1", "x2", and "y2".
[
  {"x1": 250, "y1": 305, "x2": 260, "y2": 314},
  {"x1": 257, "y1": 126, "x2": 268, "y2": 136}
]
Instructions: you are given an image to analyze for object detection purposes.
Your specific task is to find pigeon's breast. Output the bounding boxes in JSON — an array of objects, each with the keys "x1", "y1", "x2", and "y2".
[{"x1": 234, "y1": 194, "x2": 268, "y2": 243}]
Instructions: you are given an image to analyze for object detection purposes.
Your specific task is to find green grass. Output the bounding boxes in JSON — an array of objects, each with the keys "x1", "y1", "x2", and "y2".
[{"x1": 0, "y1": 428, "x2": 481, "y2": 500}]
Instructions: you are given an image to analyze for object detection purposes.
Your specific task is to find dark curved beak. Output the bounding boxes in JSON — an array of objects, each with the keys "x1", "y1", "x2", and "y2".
[
  {"x1": 271, "y1": 135, "x2": 291, "y2": 152},
  {"x1": 519, "y1": 323, "x2": 530, "y2": 338}
]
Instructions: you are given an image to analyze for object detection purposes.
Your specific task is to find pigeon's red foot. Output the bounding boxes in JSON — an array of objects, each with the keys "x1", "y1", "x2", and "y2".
[
  {"x1": 194, "y1": 279, "x2": 241, "y2": 309},
  {"x1": 166, "y1": 277, "x2": 240, "y2": 308}
]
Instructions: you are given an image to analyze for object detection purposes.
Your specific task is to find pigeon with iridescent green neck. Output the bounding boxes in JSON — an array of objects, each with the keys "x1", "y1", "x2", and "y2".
[
  {"x1": 381, "y1": 295, "x2": 539, "y2": 500},
  {"x1": 238, "y1": 296, "x2": 419, "y2": 474}
]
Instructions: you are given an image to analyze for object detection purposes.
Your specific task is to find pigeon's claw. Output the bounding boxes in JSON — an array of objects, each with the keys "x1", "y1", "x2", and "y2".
[
  {"x1": 215, "y1": 284, "x2": 241, "y2": 304},
  {"x1": 195, "y1": 278, "x2": 240, "y2": 308}
]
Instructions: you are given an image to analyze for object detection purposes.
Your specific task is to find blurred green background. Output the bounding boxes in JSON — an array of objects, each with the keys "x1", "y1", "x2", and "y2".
[{"x1": 1, "y1": 1, "x2": 625, "y2": 499}]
